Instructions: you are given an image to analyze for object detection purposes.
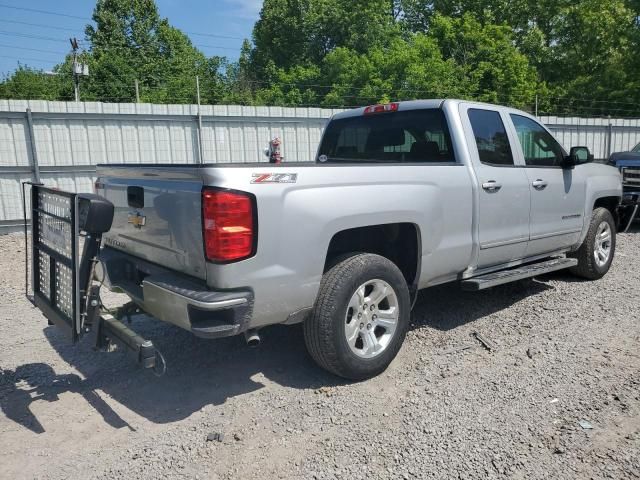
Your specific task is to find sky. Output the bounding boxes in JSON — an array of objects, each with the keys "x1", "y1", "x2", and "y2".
[{"x1": 0, "y1": 0, "x2": 264, "y2": 76}]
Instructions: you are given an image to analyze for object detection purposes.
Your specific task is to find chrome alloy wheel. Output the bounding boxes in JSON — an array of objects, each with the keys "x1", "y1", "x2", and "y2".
[
  {"x1": 593, "y1": 221, "x2": 612, "y2": 267},
  {"x1": 344, "y1": 279, "x2": 399, "y2": 359}
]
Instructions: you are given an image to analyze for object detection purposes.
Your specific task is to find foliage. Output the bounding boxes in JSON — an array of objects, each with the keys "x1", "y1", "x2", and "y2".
[
  {"x1": 252, "y1": 12, "x2": 537, "y2": 108},
  {"x1": 0, "y1": 65, "x2": 66, "y2": 100},
  {"x1": 0, "y1": 0, "x2": 638, "y2": 115},
  {"x1": 397, "y1": 0, "x2": 640, "y2": 114},
  {"x1": 81, "y1": 0, "x2": 226, "y2": 103}
]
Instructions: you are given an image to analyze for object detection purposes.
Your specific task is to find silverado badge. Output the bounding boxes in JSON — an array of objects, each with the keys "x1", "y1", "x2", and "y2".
[{"x1": 127, "y1": 211, "x2": 146, "y2": 229}]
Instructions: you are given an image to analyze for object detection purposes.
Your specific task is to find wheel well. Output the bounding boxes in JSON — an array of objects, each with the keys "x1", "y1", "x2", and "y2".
[
  {"x1": 324, "y1": 223, "x2": 420, "y2": 288},
  {"x1": 594, "y1": 196, "x2": 621, "y2": 226}
]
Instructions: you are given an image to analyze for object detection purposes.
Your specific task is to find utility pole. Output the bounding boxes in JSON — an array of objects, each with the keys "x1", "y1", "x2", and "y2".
[
  {"x1": 135, "y1": 79, "x2": 140, "y2": 103},
  {"x1": 535, "y1": 94, "x2": 539, "y2": 117},
  {"x1": 69, "y1": 37, "x2": 89, "y2": 102},
  {"x1": 70, "y1": 37, "x2": 80, "y2": 102}
]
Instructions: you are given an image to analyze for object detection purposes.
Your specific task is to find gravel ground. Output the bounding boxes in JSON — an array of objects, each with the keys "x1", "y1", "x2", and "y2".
[{"x1": 0, "y1": 229, "x2": 639, "y2": 480}]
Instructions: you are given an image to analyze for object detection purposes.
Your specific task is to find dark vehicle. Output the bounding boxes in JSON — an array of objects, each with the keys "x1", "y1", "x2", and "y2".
[{"x1": 609, "y1": 142, "x2": 640, "y2": 230}]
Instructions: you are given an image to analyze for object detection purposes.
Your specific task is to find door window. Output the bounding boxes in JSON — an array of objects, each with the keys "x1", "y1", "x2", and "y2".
[
  {"x1": 468, "y1": 109, "x2": 514, "y2": 166},
  {"x1": 510, "y1": 114, "x2": 565, "y2": 167}
]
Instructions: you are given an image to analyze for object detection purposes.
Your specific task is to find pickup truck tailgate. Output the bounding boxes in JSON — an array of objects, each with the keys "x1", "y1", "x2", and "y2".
[{"x1": 97, "y1": 166, "x2": 207, "y2": 280}]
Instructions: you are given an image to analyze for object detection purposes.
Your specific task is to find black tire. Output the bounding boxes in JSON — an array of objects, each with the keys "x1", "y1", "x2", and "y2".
[
  {"x1": 304, "y1": 253, "x2": 411, "y2": 380},
  {"x1": 569, "y1": 207, "x2": 616, "y2": 280}
]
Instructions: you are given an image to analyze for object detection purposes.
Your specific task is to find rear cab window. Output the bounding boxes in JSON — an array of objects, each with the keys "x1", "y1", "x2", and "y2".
[{"x1": 317, "y1": 108, "x2": 456, "y2": 164}]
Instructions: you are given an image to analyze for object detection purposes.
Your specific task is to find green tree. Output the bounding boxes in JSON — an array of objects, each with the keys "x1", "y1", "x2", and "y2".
[
  {"x1": 82, "y1": 0, "x2": 223, "y2": 103},
  {"x1": 399, "y1": 0, "x2": 640, "y2": 114},
  {"x1": 553, "y1": 1, "x2": 637, "y2": 106},
  {"x1": 429, "y1": 14, "x2": 538, "y2": 107},
  {"x1": 255, "y1": 12, "x2": 538, "y2": 109},
  {"x1": 250, "y1": 0, "x2": 401, "y2": 79},
  {"x1": 0, "y1": 66, "x2": 66, "y2": 101},
  {"x1": 223, "y1": 39, "x2": 257, "y2": 105},
  {"x1": 1, "y1": 0, "x2": 638, "y2": 115},
  {"x1": 251, "y1": 0, "x2": 310, "y2": 76}
]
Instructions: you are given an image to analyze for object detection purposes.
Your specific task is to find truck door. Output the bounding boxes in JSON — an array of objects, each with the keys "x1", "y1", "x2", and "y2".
[
  {"x1": 507, "y1": 114, "x2": 586, "y2": 256},
  {"x1": 461, "y1": 106, "x2": 531, "y2": 269}
]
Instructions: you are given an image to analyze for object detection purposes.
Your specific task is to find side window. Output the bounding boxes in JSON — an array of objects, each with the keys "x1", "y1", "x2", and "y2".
[
  {"x1": 510, "y1": 114, "x2": 565, "y2": 167},
  {"x1": 632, "y1": 142, "x2": 640, "y2": 153},
  {"x1": 468, "y1": 109, "x2": 514, "y2": 166}
]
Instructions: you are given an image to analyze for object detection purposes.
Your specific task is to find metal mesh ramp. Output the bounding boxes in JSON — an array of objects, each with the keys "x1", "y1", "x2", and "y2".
[{"x1": 31, "y1": 186, "x2": 81, "y2": 341}]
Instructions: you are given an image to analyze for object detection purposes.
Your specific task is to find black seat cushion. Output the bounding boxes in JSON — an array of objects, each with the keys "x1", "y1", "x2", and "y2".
[{"x1": 409, "y1": 141, "x2": 441, "y2": 161}]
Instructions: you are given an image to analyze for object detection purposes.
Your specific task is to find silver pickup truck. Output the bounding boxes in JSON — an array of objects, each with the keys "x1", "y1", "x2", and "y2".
[{"x1": 94, "y1": 99, "x2": 622, "y2": 380}]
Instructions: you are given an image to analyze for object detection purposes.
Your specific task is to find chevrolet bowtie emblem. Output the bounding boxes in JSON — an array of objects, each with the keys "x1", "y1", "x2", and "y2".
[{"x1": 127, "y1": 212, "x2": 146, "y2": 229}]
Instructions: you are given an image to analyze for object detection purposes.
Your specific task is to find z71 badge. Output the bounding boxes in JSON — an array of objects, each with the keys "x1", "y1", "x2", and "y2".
[{"x1": 251, "y1": 173, "x2": 298, "y2": 184}]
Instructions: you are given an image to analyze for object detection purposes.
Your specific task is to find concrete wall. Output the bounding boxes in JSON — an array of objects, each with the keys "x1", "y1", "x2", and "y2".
[{"x1": 1, "y1": 99, "x2": 639, "y2": 231}]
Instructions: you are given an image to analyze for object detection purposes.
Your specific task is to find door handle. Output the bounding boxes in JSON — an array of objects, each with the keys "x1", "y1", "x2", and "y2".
[
  {"x1": 532, "y1": 179, "x2": 548, "y2": 190},
  {"x1": 482, "y1": 181, "x2": 502, "y2": 192}
]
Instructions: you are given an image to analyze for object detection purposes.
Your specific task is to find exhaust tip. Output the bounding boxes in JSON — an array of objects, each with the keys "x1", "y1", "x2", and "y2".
[{"x1": 245, "y1": 329, "x2": 261, "y2": 348}]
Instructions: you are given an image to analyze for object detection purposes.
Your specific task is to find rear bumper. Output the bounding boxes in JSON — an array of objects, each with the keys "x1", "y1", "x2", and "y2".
[{"x1": 97, "y1": 247, "x2": 253, "y2": 339}]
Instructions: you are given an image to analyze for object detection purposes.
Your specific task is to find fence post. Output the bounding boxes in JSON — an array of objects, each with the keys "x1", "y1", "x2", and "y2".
[
  {"x1": 196, "y1": 75, "x2": 201, "y2": 106},
  {"x1": 606, "y1": 115, "x2": 613, "y2": 159},
  {"x1": 25, "y1": 107, "x2": 41, "y2": 183},
  {"x1": 195, "y1": 75, "x2": 204, "y2": 164}
]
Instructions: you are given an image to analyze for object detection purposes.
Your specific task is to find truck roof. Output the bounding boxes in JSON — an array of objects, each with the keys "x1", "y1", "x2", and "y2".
[{"x1": 331, "y1": 99, "x2": 525, "y2": 121}]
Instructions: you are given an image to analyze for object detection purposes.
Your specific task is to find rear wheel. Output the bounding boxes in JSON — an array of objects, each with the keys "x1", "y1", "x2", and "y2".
[
  {"x1": 569, "y1": 207, "x2": 616, "y2": 280},
  {"x1": 304, "y1": 253, "x2": 410, "y2": 380}
]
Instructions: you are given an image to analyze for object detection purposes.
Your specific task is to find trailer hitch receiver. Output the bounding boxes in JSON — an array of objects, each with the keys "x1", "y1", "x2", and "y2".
[{"x1": 95, "y1": 314, "x2": 166, "y2": 375}]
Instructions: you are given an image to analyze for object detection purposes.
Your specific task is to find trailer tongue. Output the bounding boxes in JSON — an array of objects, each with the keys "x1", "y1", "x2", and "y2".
[{"x1": 24, "y1": 183, "x2": 166, "y2": 375}]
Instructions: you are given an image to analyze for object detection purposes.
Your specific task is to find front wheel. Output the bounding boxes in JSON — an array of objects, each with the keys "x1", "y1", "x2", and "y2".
[
  {"x1": 569, "y1": 207, "x2": 616, "y2": 280},
  {"x1": 304, "y1": 253, "x2": 410, "y2": 380}
]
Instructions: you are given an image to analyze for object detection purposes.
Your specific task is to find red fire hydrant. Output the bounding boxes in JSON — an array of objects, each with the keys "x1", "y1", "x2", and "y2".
[{"x1": 268, "y1": 137, "x2": 283, "y2": 164}]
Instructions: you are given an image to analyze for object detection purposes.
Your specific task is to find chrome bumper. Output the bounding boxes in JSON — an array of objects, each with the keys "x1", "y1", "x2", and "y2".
[{"x1": 97, "y1": 247, "x2": 253, "y2": 339}]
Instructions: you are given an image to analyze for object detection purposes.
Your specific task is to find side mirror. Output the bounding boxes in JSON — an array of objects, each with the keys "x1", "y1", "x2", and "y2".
[{"x1": 565, "y1": 146, "x2": 593, "y2": 168}]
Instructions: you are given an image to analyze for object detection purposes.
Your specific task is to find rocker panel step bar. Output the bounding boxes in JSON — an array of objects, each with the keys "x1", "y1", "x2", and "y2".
[{"x1": 461, "y1": 257, "x2": 578, "y2": 291}]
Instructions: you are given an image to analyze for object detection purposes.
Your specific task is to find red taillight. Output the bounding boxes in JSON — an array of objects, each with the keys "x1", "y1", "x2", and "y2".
[
  {"x1": 364, "y1": 103, "x2": 399, "y2": 115},
  {"x1": 202, "y1": 189, "x2": 255, "y2": 262}
]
